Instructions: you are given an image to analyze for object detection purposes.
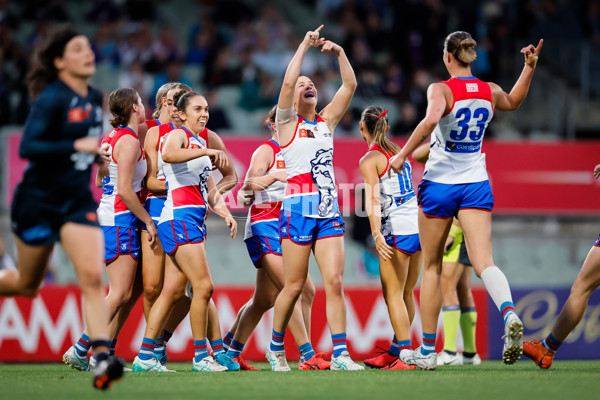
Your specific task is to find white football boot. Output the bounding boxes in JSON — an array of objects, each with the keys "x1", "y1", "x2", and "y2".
[
  {"x1": 462, "y1": 353, "x2": 482, "y2": 365},
  {"x1": 330, "y1": 351, "x2": 365, "y2": 371},
  {"x1": 193, "y1": 355, "x2": 228, "y2": 372},
  {"x1": 436, "y1": 350, "x2": 463, "y2": 366},
  {"x1": 502, "y1": 313, "x2": 523, "y2": 365},
  {"x1": 63, "y1": 346, "x2": 89, "y2": 371},
  {"x1": 400, "y1": 346, "x2": 437, "y2": 370},
  {"x1": 265, "y1": 349, "x2": 291, "y2": 371},
  {"x1": 132, "y1": 356, "x2": 173, "y2": 372}
]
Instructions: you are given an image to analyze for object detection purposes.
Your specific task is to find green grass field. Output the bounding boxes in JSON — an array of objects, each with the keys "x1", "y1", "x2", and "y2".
[{"x1": 0, "y1": 361, "x2": 597, "y2": 400}]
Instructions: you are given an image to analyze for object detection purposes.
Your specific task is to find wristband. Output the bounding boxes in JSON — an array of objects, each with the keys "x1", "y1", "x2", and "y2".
[{"x1": 372, "y1": 232, "x2": 382, "y2": 241}]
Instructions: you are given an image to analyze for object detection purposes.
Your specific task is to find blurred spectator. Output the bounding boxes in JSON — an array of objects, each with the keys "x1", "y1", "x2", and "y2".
[
  {"x1": 239, "y1": 69, "x2": 277, "y2": 111},
  {"x1": 205, "y1": 45, "x2": 243, "y2": 87},
  {"x1": 118, "y1": 59, "x2": 153, "y2": 102},
  {"x1": 151, "y1": 25, "x2": 181, "y2": 71},
  {"x1": 335, "y1": 107, "x2": 360, "y2": 136},
  {"x1": 116, "y1": 22, "x2": 155, "y2": 68},
  {"x1": 23, "y1": 0, "x2": 70, "y2": 22},
  {"x1": 91, "y1": 22, "x2": 119, "y2": 65},
  {"x1": 205, "y1": 88, "x2": 231, "y2": 132},
  {"x1": 392, "y1": 102, "x2": 418, "y2": 137},
  {"x1": 383, "y1": 60, "x2": 406, "y2": 97},
  {"x1": 150, "y1": 60, "x2": 192, "y2": 110},
  {"x1": 186, "y1": 28, "x2": 214, "y2": 65},
  {"x1": 86, "y1": 0, "x2": 121, "y2": 24}
]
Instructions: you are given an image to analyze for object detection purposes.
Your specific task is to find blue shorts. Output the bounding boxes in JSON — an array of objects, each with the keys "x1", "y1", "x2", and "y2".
[
  {"x1": 279, "y1": 210, "x2": 345, "y2": 245},
  {"x1": 102, "y1": 226, "x2": 141, "y2": 264},
  {"x1": 158, "y1": 220, "x2": 205, "y2": 255},
  {"x1": 142, "y1": 197, "x2": 166, "y2": 231},
  {"x1": 594, "y1": 234, "x2": 600, "y2": 247},
  {"x1": 385, "y1": 234, "x2": 421, "y2": 255},
  {"x1": 245, "y1": 236, "x2": 282, "y2": 268},
  {"x1": 418, "y1": 180, "x2": 494, "y2": 218}
]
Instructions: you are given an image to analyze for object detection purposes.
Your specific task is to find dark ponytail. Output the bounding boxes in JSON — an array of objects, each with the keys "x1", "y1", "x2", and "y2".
[
  {"x1": 108, "y1": 88, "x2": 139, "y2": 128},
  {"x1": 444, "y1": 31, "x2": 477, "y2": 67},
  {"x1": 361, "y1": 105, "x2": 399, "y2": 155},
  {"x1": 176, "y1": 91, "x2": 203, "y2": 114},
  {"x1": 26, "y1": 24, "x2": 79, "y2": 99}
]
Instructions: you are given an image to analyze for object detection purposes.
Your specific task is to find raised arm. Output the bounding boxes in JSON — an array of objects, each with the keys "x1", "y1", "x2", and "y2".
[
  {"x1": 319, "y1": 41, "x2": 357, "y2": 130},
  {"x1": 242, "y1": 144, "x2": 286, "y2": 191},
  {"x1": 144, "y1": 126, "x2": 167, "y2": 192},
  {"x1": 390, "y1": 83, "x2": 448, "y2": 173},
  {"x1": 359, "y1": 153, "x2": 393, "y2": 261},
  {"x1": 207, "y1": 130, "x2": 237, "y2": 194},
  {"x1": 278, "y1": 25, "x2": 324, "y2": 111},
  {"x1": 490, "y1": 39, "x2": 543, "y2": 112}
]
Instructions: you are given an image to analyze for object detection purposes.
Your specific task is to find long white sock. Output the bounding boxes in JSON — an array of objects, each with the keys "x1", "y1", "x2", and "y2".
[{"x1": 481, "y1": 266, "x2": 516, "y2": 323}]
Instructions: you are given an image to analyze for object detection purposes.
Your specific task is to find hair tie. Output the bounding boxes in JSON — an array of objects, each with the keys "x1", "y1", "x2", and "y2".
[{"x1": 377, "y1": 110, "x2": 388, "y2": 119}]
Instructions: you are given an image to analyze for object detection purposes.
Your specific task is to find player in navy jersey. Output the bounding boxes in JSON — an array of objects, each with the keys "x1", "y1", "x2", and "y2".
[
  {"x1": 0, "y1": 25, "x2": 123, "y2": 389},
  {"x1": 389, "y1": 31, "x2": 543, "y2": 369},
  {"x1": 523, "y1": 163, "x2": 600, "y2": 369},
  {"x1": 268, "y1": 25, "x2": 364, "y2": 371},
  {"x1": 359, "y1": 106, "x2": 420, "y2": 371}
]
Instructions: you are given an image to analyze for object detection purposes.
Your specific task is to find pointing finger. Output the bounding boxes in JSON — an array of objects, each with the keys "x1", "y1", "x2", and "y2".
[
  {"x1": 535, "y1": 38, "x2": 544, "y2": 54},
  {"x1": 315, "y1": 24, "x2": 324, "y2": 32}
]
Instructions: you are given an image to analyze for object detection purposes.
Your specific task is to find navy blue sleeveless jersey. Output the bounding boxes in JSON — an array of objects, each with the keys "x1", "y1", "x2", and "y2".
[{"x1": 11, "y1": 79, "x2": 104, "y2": 244}]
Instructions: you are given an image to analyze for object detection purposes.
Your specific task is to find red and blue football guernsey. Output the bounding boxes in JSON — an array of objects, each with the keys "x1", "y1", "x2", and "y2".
[{"x1": 97, "y1": 126, "x2": 147, "y2": 228}]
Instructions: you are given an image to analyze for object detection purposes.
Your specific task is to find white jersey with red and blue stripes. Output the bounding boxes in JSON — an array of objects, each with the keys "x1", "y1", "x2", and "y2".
[
  {"x1": 369, "y1": 144, "x2": 419, "y2": 236},
  {"x1": 280, "y1": 115, "x2": 339, "y2": 219},
  {"x1": 244, "y1": 139, "x2": 286, "y2": 240},
  {"x1": 423, "y1": 76, "x2": 494, "y2": 184},
  {"x1": 158, "y1": 126, "x2": 213, "y2": 227},
  {"x1": 147, "y1": 122, "x2": 174, "y2": 200},
  {"x1": 97, "y1": 126, "x2": 146, "y2": 228}
]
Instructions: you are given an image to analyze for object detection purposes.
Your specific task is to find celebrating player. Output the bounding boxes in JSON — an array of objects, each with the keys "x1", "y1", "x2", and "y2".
[
  {"x1": 64, "y1": 87, "x2": 156, "y2": 371},
  {"x1": 390, "y1": 32, "x2": 543, "y2": 369},
  {"x1": 359, "y1": 106, "x2": 421, "y2": 370},
  {"x1": 523, "y1": 163, "x2": 600, "y2": 369},
  {"x1": 132, "y1": 91, "x2": 238, "y2": 372},
  {"x1": 225, "y1": 106, "x2": 322, "y2": 370},
  {"x1": 1, "y1": 25, "x2": 123, "y2": 389},
  {"x1": 268, "y1": 25, "x2": 364, "y2": 371}
]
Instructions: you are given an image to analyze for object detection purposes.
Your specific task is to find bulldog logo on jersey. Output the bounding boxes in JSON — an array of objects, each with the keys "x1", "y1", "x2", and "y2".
[{"x1": 310, "y1": 148, "x2": 336, "y2": 217}]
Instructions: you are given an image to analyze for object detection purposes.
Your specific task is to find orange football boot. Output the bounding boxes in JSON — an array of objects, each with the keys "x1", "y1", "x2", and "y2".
[{"x1": 523, "y1": 338, "x2": 555, "y2": 369}]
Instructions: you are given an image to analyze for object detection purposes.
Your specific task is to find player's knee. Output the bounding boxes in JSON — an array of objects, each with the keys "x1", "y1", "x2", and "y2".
[
  {"x1": 143, "y1": 281, "x2": 163, "y2": 303},
  {"x1": 324, "y1": 275, "x2": 343, "y2": 297},
  {"x1": 191, "y1": 281, "x2": 214, "y2": 300},
  {"x1": 254, "y1": 295, "x2": 275, "y2": 312},
  {"x1": 302, "y1": 280, "x2": 316, "y2": 304}
]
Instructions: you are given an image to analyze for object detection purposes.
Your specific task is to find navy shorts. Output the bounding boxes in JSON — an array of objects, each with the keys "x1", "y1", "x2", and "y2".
[
  {"x1": 245, "y1": 236, "x2": 282, "y2": 268},
  {"x1": 102, "y1": 226, "x2": 141, "y2": 264},
  {"x1": 11, "y1": 184, "x2": 99, "y2": 246},
  {"x1": 158, "y1": 220, "x2": 205, "y2": 255},
  {"x1": 385, "y1": 233, "x2": 421, "y2": 255},
  {"x1": 279, "y1": 210, "x2": 345, "y2": 245},
  {"x1": 418, "y1": 180, "x2": 494, "y2": 218}
]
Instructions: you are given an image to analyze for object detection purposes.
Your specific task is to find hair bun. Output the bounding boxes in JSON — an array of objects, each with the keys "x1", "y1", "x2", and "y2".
[{"x1": 460, "y1": 38, "x2": 476, "y2": 48}]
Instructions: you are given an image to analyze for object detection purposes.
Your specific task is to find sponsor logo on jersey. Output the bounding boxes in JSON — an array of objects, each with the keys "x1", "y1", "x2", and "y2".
[
  {"x1": 299, "y1": 129, "x2": 315, "y2": 138},
  {"x1": 445, "y1": 141, "x2": 481, "y2": 153},
  {"x1": 466, "y1": 83, "x2": 479, "y2": 93},
  {"x1": 333, "y1": 222, "x2": 343, "y2": 228},
  {"x1": 67, "y1": 107, "x2": 90, "y2": 123},
  {"x1": 276, "y1": 160, "x2": 286, "y2": 169}
]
